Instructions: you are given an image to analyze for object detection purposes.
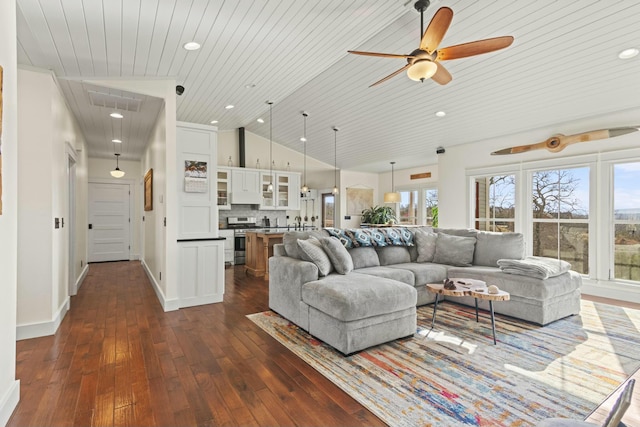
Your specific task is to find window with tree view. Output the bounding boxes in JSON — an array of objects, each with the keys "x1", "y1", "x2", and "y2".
[
  {"x1": 425, "y1": 189, "x2": 438, "y2": 226},
  {"x1": 532, "y1": 167, "x2": 589, "y2": 274},
  {"x1": 474, "y1": 175, "x2": 515, "y2": 232},
  {"x1": 613, "y1": 162, "x2": 640, "y2": 282}
]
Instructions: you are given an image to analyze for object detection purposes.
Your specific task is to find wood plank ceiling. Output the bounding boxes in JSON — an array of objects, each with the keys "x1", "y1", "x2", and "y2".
[{"x1": 16, "y1": 0, "x2": 640, "y2": 172}]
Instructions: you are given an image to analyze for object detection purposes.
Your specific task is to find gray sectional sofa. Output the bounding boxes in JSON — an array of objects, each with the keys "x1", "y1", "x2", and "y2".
[{"x1": 268, "y1": 227, "x2": 582, "y2": 354}]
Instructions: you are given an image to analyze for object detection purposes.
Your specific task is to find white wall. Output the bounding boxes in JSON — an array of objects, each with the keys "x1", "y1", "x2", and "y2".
[
  {"x1": 16, "y1": 67, "x2": 89, "y2": 340},
  {"x1": 0, "y1": 0, "x2": 21, "y2": 423},
  {"x1": 88, "y1": 157, "x2": 142, "y2": 259},
  {"x1": 337, "y1": 170, "x2": 380, "y2": 228},
  {"x1": 438, "y1": 107, "x2": 640, "y2": 228}
]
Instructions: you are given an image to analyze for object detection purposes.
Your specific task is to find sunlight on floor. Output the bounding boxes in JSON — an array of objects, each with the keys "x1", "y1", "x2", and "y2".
[{"x1": 418, "y1": 328, "x2": 478, "y2": 354}]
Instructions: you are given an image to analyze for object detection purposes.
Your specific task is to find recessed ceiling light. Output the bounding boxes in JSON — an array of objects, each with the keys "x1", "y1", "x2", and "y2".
[
  {"x1": 435, "y1": 111, "x2": 446, "y2": 117},
  {"x1": 183, "y1": 41, "x2": 201, "y2": 51},
  {"x1": 210, "y1": 120, "x2": 218, "y2": 124},
  {"x1": 300, "y1": 137, "x2": 307, "y2": 142},
  {"x1": 112, "y1": 139, "x2": 122, "y2": 143},
  {"x1": 257, "y1": 118, "x2": 264, "y2": 123},
  {"x1": 619, "y1": 48, "x2": 639, "y2": 59},
  {"x1": 225, "y1": 104, "x2": 234, "y2": 110},
  {"x1": 110, "y1": 112, "x2": 123, "y2": 119}
]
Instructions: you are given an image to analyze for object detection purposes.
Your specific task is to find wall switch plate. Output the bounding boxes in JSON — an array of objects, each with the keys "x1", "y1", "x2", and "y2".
[
  {"x1": 344, "y1": 215, "x2": 351, "y2": 220},
  {"x1": 54, "y1": 218, "x2": 60, "y2": 229}
]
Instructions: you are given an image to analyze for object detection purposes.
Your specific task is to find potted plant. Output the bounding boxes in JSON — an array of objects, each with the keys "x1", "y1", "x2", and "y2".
[{"x1": 361, "y1": 205, "x2": 398, "y2": 225}]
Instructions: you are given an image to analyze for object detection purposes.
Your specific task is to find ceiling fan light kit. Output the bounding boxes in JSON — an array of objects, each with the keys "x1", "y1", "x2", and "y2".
[{"x1": 349, "y1": 4, "x2": 513, "y2": 87}]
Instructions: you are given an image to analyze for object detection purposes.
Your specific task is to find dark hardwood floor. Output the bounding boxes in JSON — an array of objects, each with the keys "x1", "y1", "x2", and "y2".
[
  {"x1": 7, "y1": 261, "x2": 640, "y2": 426},
  {"x1": 8, "y1": 262, "x2": 384, "y2": 427}
]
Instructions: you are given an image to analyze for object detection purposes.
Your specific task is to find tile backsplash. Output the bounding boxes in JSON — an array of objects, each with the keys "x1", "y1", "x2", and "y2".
[{"x1": 219, "y1": 205, "x2": 288, "y2": 228}]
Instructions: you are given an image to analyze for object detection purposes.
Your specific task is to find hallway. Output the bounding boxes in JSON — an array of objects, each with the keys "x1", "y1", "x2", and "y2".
[{"x1": 8, "y1": 261, "x2": 381, "y2": 426}]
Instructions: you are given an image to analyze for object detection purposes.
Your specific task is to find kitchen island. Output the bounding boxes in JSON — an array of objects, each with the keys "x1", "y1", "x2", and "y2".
[{"x1": 244, "y1": 230, "x2": 284, "y2": 280}]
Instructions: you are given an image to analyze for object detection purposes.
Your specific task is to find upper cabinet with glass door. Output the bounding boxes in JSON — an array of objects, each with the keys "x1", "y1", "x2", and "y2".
[
  {"x1": 259, "y1": 171, "x2": 300, "y2": 210},
  {"x1": 217, "y1": 167, "x2": 231, "y2": 209}
]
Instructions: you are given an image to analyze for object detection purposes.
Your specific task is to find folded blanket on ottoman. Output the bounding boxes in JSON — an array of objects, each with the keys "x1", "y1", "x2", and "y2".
[{"x1": 497, "y1": 256, "x2": 571, "y2": 279}]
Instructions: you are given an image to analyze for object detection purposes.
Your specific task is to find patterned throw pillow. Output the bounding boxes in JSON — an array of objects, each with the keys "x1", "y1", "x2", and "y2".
[
  {"x1": 297, "y1": 238, "x2": 334, "y2": 276},
  {"x1": 325, "y1": 227, "x2": 414, "y2": 248}
]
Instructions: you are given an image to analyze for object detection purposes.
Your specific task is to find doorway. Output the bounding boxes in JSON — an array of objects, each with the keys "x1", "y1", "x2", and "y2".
[
  {"x1": 88, "y1": 181, "x2": 132, "y2": 262},
  {"x1": 67, "y1": 152, "x2": 77, "y2": 295},
  {"x1": 321, "y1": 193, "x2": 335, "y2": 228}
]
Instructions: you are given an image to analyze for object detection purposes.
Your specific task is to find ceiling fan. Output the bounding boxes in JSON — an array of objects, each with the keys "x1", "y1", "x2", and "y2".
[
  {"x1": 348, "y1": 1, "x2": 514, "y2": 87},
  {"x1": 491, "y1": 126, "x2": 640, "y2": 155}
]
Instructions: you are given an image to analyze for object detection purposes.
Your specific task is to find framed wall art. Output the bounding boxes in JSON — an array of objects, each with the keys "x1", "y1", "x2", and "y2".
[{"x1": 144, "y1": 168, "x2": 153, "y2": 211}]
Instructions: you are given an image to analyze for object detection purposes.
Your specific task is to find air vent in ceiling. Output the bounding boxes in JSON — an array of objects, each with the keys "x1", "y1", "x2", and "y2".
[{"x1": 88, "y1": 90, "x2": 142, "y2": 112}]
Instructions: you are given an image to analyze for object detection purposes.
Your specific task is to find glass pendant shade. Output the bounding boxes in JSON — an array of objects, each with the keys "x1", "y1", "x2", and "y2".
[
  {"x1": 110, "y1": 154, "x2": 125, "y2": 178},
  {"x1": 407, "y1": 60, "x2": 438, "y2": 82}
]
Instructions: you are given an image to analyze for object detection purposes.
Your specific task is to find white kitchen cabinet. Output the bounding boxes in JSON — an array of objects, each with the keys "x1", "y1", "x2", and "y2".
[
  {"x1": 177, "y1": 239, "x2": 225, "y2": 308},
  {"x1": 231, "y1": 169, "x2": 261, "y2": 204},
  {"x1": 217, "y1": 167, "x2": 231, "y2": 209},
  {"x1": 260, "y1": 171, "x2": 300, "y2": 210},
  {"x1": 219, "y1": 229, "x2": 234, "y2": 264}
]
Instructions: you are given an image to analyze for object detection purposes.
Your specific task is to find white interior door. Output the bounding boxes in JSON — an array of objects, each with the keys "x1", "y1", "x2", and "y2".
[{"x1": 89, "y1": 182, "x2": 131, "y2": 262}]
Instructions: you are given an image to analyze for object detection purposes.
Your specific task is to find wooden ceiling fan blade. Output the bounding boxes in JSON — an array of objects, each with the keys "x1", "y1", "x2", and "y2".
[
  {"x1": 437, "y1": 36, "x2": 514, "y2": 61},
  {"x1": 491, "y1": 141, "x2": 548, "y2": 155},
  {"x1": 420, "y1": 7, "x2": 453, "y2": 53},
  {"x1": 431, "y1": 62, "x2": 452, "y2": 85},
  {"x1": 369, "y1": 64, "x2": 411, "y2": 87},
  {"x1": 348, "y1": 50, "x2": 415, "y2": 59}
]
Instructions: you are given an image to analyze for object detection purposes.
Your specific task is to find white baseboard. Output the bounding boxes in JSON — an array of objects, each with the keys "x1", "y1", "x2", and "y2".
[
  {"x1": 179, "y1": 294, "x2": 223, "y2": 309},
  {"x1": 16, "y1": 296, "x2": 70, "y2": 340},
  {"x1": 582, "y1": 279, "x2": 640, "y2": 304},
  {"x1": 141, "y1": 260, "x2": 179, "y2": 312},
  {"x1": 0, "y1": 380, "x2": 20, "y2": 427},
  {"x1": 74, "y1": 264, "x2": 89, "y2": 294}
]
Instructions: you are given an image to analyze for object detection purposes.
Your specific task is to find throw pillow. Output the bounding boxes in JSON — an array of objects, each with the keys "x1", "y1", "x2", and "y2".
[
  {"x1": 283, "y1": 230, "x2": 325, "y2": 259},
  {"x1": 297, "y1": 238, "x2": 334, "y2": 276},
  {"x1": 432, "y1": 233, "x2": 477, "y2": 267},
  {"x1": 414, "y1": 229, "x2": 438, "y2": 262},
  {"x1": 473, "y1": 231, "x2": 525, "y2": 267},
  {"x1": 321, "y1": 237, "x2": 354, "y2": 274},
  {"x1": 348, "y1": 247, "x2": 380, "y2": 269}
]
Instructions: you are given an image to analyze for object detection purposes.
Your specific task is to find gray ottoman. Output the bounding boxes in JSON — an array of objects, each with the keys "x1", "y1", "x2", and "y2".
[{"x1": 301, "y1": 272, "x2": 417, "y2": 355}]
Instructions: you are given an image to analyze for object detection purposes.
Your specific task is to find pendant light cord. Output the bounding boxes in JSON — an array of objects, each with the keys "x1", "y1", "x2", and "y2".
[
  {"x1": 333, "y1": 127, "x2": 338, "y2": 188},
  {"x1": 268, "y1": 101, "x2": 273, "y2": 189}
]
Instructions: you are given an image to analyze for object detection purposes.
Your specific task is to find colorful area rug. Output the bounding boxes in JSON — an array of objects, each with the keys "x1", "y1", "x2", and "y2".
[{"x1": 247, "y1": 300, "x2": 640, "y2": 426}]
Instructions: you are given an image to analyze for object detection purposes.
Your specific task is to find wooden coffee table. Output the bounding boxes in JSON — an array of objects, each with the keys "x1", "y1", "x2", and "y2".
[{"x1": 427, "y1": 281, "x2": 510, "y2": 345}]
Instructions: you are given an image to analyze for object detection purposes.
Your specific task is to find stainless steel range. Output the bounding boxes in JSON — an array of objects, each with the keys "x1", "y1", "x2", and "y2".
[{"x1": 226, "y1": 217, "x2": 258, "y2": 265}]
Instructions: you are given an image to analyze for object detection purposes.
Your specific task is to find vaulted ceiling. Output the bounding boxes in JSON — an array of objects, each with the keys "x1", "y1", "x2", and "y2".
[{"x1": 16, "y1": 0, "x2": 640, "y2": 172}]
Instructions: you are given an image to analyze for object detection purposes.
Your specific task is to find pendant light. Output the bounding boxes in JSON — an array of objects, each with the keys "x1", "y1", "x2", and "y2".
[
  {"x1": 267, "y1": 101, "x2": 274, "y2": 192},
  {"x1": 384, "y1": 161, "x2": 400, "y2": 203},
  {"x1": 332, "y1": 127, "x2": 339, "y2": 195},
  {"x1": 301, "y1": 112, "x2": 309, "y2": 193},
  {"x1": 110, "y1": 153, "x2": 125, "y2": 178}
]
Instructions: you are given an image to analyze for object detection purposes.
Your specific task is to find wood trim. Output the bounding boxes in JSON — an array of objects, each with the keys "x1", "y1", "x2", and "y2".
[{"x1": 410, "y1": 172, "x2": 431, "y2": 180}]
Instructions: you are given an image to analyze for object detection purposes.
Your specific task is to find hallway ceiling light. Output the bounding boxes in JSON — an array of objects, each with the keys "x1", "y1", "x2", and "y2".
[
  {"x1": 112, "y1": 139, "x2": 122, "y2": 143},
  {"x1": 110, "y1": 112, "x2": 123, "y2": 119},
  {"x1": 110, "y1": 153, "x2": 125, "y2": 178},
  {"x1": 257, "y1": 118, "x2": 264, "y2": 123},
  {"x1": 225, "y1": 104, "x2": 234, "y2": 110},
  {"x1": 210, "y1": 120, "x2": 218, "y2": 124},
  {"x1": 435, "y1": 111, "x2": 446, "y2": 117}
]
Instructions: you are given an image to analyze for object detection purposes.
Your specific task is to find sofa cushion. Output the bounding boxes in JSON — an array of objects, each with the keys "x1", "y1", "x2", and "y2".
[
  {"x1": 297, "y1": 238, "x2": 334, "y2": 276},
  {"x1": 302, "y1": 273, "x2": 416, "y2": 322},
  {"x1": 387, "y1": 263, "x2": 449, "y2": 286},
  {"x1": 376, "y1": 246, "x2": 411, "y2": 265},
  {"x1": 414, "y1": 229, "x2": 438, "y2": 262},
  {"x1": 473, "y1": 231, "x2": 525, "y2": 267},
  {"x1": 355, "y1": 266, "x2": 415, "y2": 286},
  {"x1": 435, "y1": 228, "x2": 478, "y2": 238},
  {"x1": 446, "y1": 266, "x2": 581, "y2": 300},
  {"x1": 349, "y1": 247, "x2": 380, "y2": 269},
  {"x1": 321, "y1": 237, "x2": 354, "y2": 274},
  {"x1": 432, "y1": 233, "x2": 477, "y2": 267},
  {"x1": 283, "y1": 230, "x2": 324, "y2": 259}
]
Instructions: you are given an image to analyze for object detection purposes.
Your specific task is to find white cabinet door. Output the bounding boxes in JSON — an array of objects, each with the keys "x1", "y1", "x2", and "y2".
[
  {"x1": 178, "y1": 240, "x2": 225, "y2": 307},
  {"x1": 231, "y1": 169, "x2": 261, "y2": 204},
  {"x1": 286, "y1": 173, "x2": 301, "y2": 210},
  {"x1": 260, "y1": 171, "x2": 275, "y2": 209},
  {"x1": 217, "y1": 167, "x2": 231, "y2": 209},
  {"x1": 219, "y1": 229, "x2": 234, "y2": 264}
]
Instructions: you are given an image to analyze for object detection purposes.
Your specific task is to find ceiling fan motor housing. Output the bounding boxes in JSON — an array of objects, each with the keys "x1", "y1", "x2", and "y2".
[{"x1": 414, "y1": 0, "x2": 430, "y2": 13}]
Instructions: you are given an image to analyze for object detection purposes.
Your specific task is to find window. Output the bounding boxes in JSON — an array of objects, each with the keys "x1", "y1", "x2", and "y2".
[
  {"x1": 399, "y1": 190, "x2": 418, "y2": 225},
  {"x1": 531, "y1": 167, "x2": 589, "y2": 274},
  {"x1": 613, "y1": 162, "x2": 640, "y2": 281},
  {"x1": 474, "y1": 175, "x2": 515, "y2": 232},
  {"x1": 425, "y1": 189, "x2": 438, "y2": 226}
]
